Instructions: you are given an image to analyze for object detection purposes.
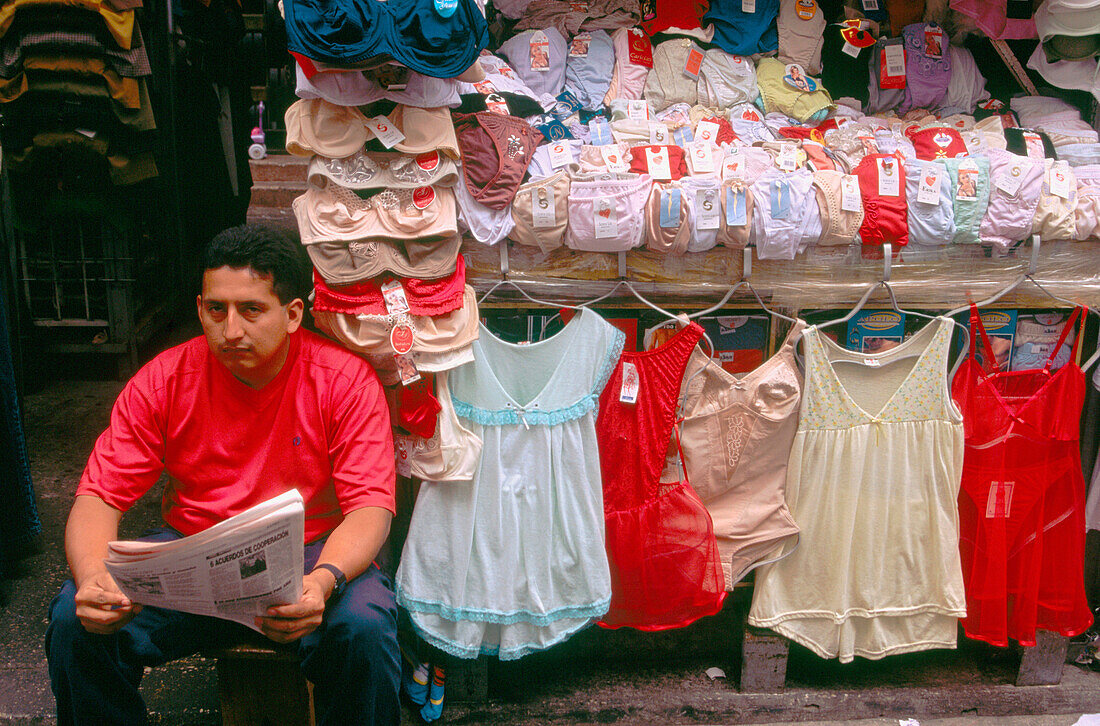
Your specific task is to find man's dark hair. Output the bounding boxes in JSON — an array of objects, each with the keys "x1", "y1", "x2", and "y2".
[{"x1": 201, "y1": 224, "x2": 311, "y2": 304}]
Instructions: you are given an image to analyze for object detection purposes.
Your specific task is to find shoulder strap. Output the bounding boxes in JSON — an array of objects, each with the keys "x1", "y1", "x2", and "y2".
[
  {"x1": 1044, "y1": 306, "x2": 1083, "y2": 372},
  {"x1": 780, "y1": 318, "x2": 807, "y2": 351},
  {"x1": 970, "y1": 304, "x2": 1001, "y2": 373}
]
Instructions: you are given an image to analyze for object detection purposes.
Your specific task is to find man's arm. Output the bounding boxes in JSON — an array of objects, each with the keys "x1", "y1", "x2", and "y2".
[
  {"x1": 65, "y1": 494, "x2": 141, "y2": 634},
  {"x1": 256, "y1": 505, "x2": 392, "y2": 643}
]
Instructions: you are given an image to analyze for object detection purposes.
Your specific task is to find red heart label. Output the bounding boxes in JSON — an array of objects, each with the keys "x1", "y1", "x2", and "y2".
[
  {"x1": 598, "y1": 208, "x2": 611, "y2": 218},
  {"x1": 653, "y1": 155, "x2": 663, "y2": 164},
  {"x1": 391, "y1": 324, "x2": 415, "y2": 355},
  {"x1": 924, "y1": 174, "x2": 936, "y2": 186},
  {"x1": 412, "y1": 186, "x2": 435, "y2": 209}
]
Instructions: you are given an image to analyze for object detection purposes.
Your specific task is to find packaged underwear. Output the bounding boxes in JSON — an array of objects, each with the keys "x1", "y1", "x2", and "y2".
[
  {"x1": 980, "y1": 148, "x2": 1044, "y2": 251},
  {"x1": 698, "y1": 49, "x2": 757, "y2": 110},
  {"x1": 454, "y1": 176, "x2": 516, "y2": 246},
  {"x1": 528, "y1": 138, "x2": 583, "y2": 178},
  {"x1": 689, "y1": 109, "x2": 739, "y2": 146},
  {"x1": 703, "y1": 0, "x2": 780, "y2": 57},
  {"x1": 311, "y1": 255, "x2": 467, "y2": 318},
  {"x1": 564, "y1": 28, "x2": 614, "y2": 111},
  {"x1": 645, "y1": 180, "x2": 691, "y2": 255},
  {"x1": 1031, "y1": 159, "x2": 1078, "y2": 241},
  {"x1": 565, "y1": 171, "x2": 652, "y2": 252},
  {"x1": 639, "y1": 0, "x2": 704, "y2": 36},
  {"x1": 939, "y1": 45, "x2": 990, "y2": 116},
  {"x1": 313, "y1": 286, "x2": 480, "y2": 378},
  {"x1": 577, "y1": 142, "x2": 633, "y2": 173},
  {"x1": 866, "y1": 39, "x2": 905, "y2": 115},
  {"x1": 610, "y1": 118, "x2": 652, "y2": 145},
  {"x1": 497, "y1": 27, "x2": 568, "y2": 99},
  {"x1": 717, "y1": 176, "x2": 753, "y2": 249},
  {"x1": 755, "y1": 57, "x2": 833, "y2": 125},
  {"x1": 854, "y1": 153, "x2": 908, "y2": 247},
  {"x1": 307, "y1": 233, "x2": 463, "y2": 286},
  {"x1": 942, "y1": 155, "x2": 991, "y2": 245},
  {"x1": 282, "y1": 0, "x2": 488, "y2": 78},
  {"x1": 628, "y1": 144, "x2": 688, "y2": 180},
  {"x1": 812, "y1": 170, "x2": 863, "y2": 246},
  {"x1": 905, "y1": 160, "x2": 955, "y2": 246},
  {"x1": 306, "y1": 150, "x2": 459, "y2": 191},
  {"x1": 776, "y1": 0, "x2": 825, "y2": 75},
  {"x1": 681, "y1": 176, "x2": 726, "y2": 253},
  {"x1": 750, "y1": 168, "x2": 816, "y2": 260},
  {"x1": 452, "y1": 111, "x2": 542, "y2": 210},
  {"x1": 510, "y1": 171, "x2": 571, "y2": 252},
  {"x1": 644, "y1": 37, "x2": 702, "y2": 111},
  {"x1": 907, "y1": 126, "x2": 970, "y2": 160},
  {"x1": 603, "y1": 28, "x2": 651, "y2": 105},
  {"x1": 900, "y1": 23, "x2": 951, "y2": 114},
  {"x1": 1074, "y1": 165, "x2": 1100, "y2": 241},
  {"x1": 1004, "y1": 127, "x2": 1058, "y2": 160}
]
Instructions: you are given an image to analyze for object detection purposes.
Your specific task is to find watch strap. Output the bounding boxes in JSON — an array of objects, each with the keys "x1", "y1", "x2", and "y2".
[{"x1": 310, "y1": 563, "x2": 347, "y2": 597}]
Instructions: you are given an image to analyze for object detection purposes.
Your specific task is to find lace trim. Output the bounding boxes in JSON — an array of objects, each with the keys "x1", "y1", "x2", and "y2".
[
  {"x1": 595, "y1": 327, "x2": 627, "y2": 398},
  {"x1": 397, "y1": 590, "x2": 611, "y2": 627},
  {"x1": 452, "y1": 394, "x2": 599, "y2": 427}
]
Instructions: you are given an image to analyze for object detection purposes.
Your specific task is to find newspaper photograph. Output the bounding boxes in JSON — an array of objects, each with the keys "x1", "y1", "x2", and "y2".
[{"x1": 104, "y1": 490, "x2": 306, "y2": 632}]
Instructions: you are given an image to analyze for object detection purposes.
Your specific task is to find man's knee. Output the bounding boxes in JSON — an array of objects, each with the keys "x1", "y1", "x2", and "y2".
[{"x1": 46, "y1": 581, "x2": 84, "y2": 659}]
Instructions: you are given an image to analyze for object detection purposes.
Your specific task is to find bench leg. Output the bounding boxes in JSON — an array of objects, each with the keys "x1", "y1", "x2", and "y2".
[
  {"x1": 216, "y1": 656, "x2": 314, "y2": 726},
  {"x1": 445, "y1": 656, "x2": 489, "y2": 703},
  {"x1": 740, "y1": 626, "x2": 789, "y2": 692},
  {"x1": 1016, "y1": 630, "x2": 1070, "y2": 686}
]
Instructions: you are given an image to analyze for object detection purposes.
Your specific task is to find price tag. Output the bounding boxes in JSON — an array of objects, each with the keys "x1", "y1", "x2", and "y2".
[
  {"x1": 380, "y1": 279, "x2": 410, "y2": 315},
  {"x1": 877, "y1": 156, "x2": 900, "y2": 197},
  {"x1": 649, "y1": 122, "x2": 670, "y2": 144},
  {"x1": 841, "y1": 41, "x2": 861, "y2": 58},
  {"x1": 1050, "y1": 166, "x2": 1071, "y2": 199},
  {"x1": 863, "y1": 356, "x2": 881, "y2": 367},
  {"x1": 600, "y1": 145, "x2": 629, "y2": 173},
  {"x1": 696, "y1": 187, "x2": 720, "y2": 230},
  {"x1": 588, "y1": 118, "x2": 613, "y2": 145},
  {"x1": 548, "y1": 141, "x2": 572, "y2": 169},
  {"x1": 366, "y1": 116, "x2": 406, "y2": 148},
  {"x1": 659, "y1": 188, "x2": 681, "y2": 228},
  {"x1": 684, "y1": 43, "x2": 704, "y2": 80},
  {"x1": 771, "y1": 179, "x2": 791, "y2": 219},
  {"x1": 776, "y1": 146, "x2": 798, "y2": 172},
  {"x1": 1023, "y1": 131, "x2": 1045, "y2": 159},
  {"x1": 394, "y1": 353, "x2": 421, "y2": 386},
  {"x1": 530, "y1": 30, "x2": 550, "y2": 72},
  {"x1": 619, "y1": 361, "x2": 639, "y2": 404},
  {"x1": 924, "y1": 25, "x2": 944, "y2": 58},
  {"x1": 956, "y1": 160, "x2": 980, "y2": 201},
  {"x1": 861, "y1": 0, "x2": 878, "y2": 9},
  {"x1": 646, "y1": 147, "x2": 673, "y2": 180},
  {"x1": 671, "y1": 127, "x2": 693, "y2": 147},
  {"x1": 532, "y1": 185, "x2": 557, "y2": 227},
  {"x1": 689, "y1": 141, "x2": 714, "y2": 173},
  {"x1": 722, "y1": 150, "x2": 744, "y2": 180},
  {"x1": 594, "y1": 198, "x2": 618, "y2": 238},
  {"x1": 994, "y1": 165, "x2": 1023, "y2": 196},
  {"x1": 695, "y1": 120, "x2": 720, "y2": 144},
  {"x1": 391, "y1": 323, "x2": 416, "y2": 355},
  {"x1": 917, "y1": 164, "x2": 942, "y2": 205},
  {"x1": 569, "y1": 32, "x2": 591, "y2": 57},
  {"x1": 881, "y1": 41, "x2": 906, "y2": 89},
  {"x1": 627, "y1": 28, "x2": 653, "y2": 68},
  {"x1": 841, "y1": 174, "x2": 861, "y2": 212},
  {"x1": 627, "y1": 99, "x2": 650, "y2": 121},
  {"x1": 742, "y1": 0, "x2": 756, "y2": 11},
  {"x1": 725, "y1": 186, "x2": 747, "y2": 226}
]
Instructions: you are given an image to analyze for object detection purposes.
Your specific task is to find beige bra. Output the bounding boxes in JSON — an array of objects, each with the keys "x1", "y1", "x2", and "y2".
[
  {"x1": 295, "y1": 177, "x2": 458, "y2": 245},
  {"x1": 812, "y1": 170, "x2": 863, "y2": 246},
  {"x1": 285, "y1": 101, "x2": 460, "y2": 160},
  {"x1": 394, "y1": 370, "x2": 483, "y2": 483},
  {"x1": 306, "y1": 150, "x2": 459, "y2": 190}
]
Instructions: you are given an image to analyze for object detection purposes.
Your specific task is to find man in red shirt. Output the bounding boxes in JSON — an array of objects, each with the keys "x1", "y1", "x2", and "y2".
[{"x1": 45, "y1": 225, "x2": 400, "y2": 725}]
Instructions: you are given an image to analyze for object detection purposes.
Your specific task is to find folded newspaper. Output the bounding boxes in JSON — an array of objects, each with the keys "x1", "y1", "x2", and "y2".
[{"x1": 104, "y1": 490, "x2": 305, "y2": 632}]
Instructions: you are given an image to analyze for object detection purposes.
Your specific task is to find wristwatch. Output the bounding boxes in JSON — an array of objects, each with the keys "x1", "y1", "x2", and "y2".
[{"x1": 311, "y1": 563, "x2": 347, "y2": 599}]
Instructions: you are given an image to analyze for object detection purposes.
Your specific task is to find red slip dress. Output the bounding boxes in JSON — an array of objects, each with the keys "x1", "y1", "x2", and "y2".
[
  {"x1": 596, "y1": 321, "x2": 727, "y2": 630},
  {"x1": 952, "y1": 304, "x2": 1093, "y2": 647}
]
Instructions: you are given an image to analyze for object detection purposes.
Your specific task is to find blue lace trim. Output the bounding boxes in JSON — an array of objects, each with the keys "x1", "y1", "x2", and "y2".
[
  {"x1": 451, "y1": 394, "x2": 599, "y2": 427},
  {"x1": 396, "y1": 588, "x2": 610, "y2": 627},
  {"x1": 594, "y1": 327, "x2": 626, "y2": 398},
  {"x1": 403, "y1": 601, "x2": 605, "y2": 661}
]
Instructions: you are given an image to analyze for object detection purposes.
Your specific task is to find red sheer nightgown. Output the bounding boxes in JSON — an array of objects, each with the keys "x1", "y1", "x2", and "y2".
[
  {"x1": 596, "y1": 321, "x2": 726, "y2": 630},
  {"x1": 952, "y1": 304, "x2": 1093, "y2": 646}
]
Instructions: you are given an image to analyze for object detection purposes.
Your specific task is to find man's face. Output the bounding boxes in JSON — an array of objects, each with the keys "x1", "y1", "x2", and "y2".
[{"x1": 197, "y1": 266, "x2": 303, "y2": 388}]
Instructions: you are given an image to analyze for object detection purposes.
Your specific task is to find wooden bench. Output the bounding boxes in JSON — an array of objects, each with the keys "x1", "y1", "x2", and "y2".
[{"x1": 209, "y1": 641, "x2": 314, "y2": 726}]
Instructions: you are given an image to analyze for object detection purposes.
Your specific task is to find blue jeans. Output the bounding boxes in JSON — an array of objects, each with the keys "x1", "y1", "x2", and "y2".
[{"x1": 45, "y1": 530, "x2": 401, "y2": 726}]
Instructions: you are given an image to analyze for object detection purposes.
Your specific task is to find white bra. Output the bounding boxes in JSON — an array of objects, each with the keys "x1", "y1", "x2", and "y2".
[{"x1": 394, "y1": 370, "x2": 482, "y2": 483}]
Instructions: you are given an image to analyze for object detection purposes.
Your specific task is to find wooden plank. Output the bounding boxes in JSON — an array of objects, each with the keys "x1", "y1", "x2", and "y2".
[
  {"x1": 1016, "y1": 630, "x2": 1070, "y2": 686},
  {"x1": 215, "y1": 647, "x2": 313, "y2": 726},
  {"x1": 740, "y1": 627, "x2": 789, "y2": 692},
  {"x1": 445, "y1": 656, "x2": 489, "y2": 703}
]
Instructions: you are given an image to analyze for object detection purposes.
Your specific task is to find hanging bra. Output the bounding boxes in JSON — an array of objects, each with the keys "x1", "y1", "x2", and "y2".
[
  {"x1": 283, "y1": 0, "x2": 489, "y2": 79},
  {"x1": 394, "y1": 370, "x2": 483, "y2": 483},
  {"x1": 310, "y1": 254, "x2": 466, "y2": 317},
  {"x1": 306, "y1": 150, "x2": 459, "y2": 191},
  {"x1": 306, "y1": 233, "x2": 462, "y2": 287},
  {"x1": 285, "y1": 101, "x2": 461, "y2": 160}
]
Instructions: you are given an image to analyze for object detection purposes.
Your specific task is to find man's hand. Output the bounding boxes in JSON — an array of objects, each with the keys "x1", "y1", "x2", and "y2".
[
  {"x1": 73, "y1": 570, "x2": 142, "y2": 635},
  {"x1": 255, "y1": 572, "x2": 328, "y2": 643}
]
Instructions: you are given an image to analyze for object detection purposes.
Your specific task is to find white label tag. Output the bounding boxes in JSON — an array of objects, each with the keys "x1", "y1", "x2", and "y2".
[
  {"x1": 689, "y1": 141, "x2": 714, "y2": 173},
  {"x1": 594, "y1": 198, "x2": 617, "y2": 238},
  {"x1": 619, "y1": 361, "x2": 639, "y2": 404},
  {"x1": 776, "y1": 147, "x2": 798, "y2": 172},
  {"x1": 742, "y1": 0, "x2": 755, "y2": 11},
  {"x1": 380, "y1": 279, "x2": 410, "y2": 315},
  {"x1": 600, "y1": 145, "x2": 629, "y2": 173},
  {"x1": 366, "y1": 116, "x2": 406, "y2": 148},
  {"x1": 696, "y1": 187, "x2": 720, "y2": 230},
  {"x1": 864, "y1": 357, "x2": 881, "y2": 367},
  {"x1": 695, "y1": 120, "x2": 720, "y2": 144},
  {"x1": 646, "y1": 147, "x2": 673, "y2": 181},
  {"x1": 861, "y1": 0, "x2": 878, "y2": 10},
  {"x1": 994, "y1": 166, "x2": 1023, "y2": 196},
  {"x1": 649, "y1": 123, "x2": 669, "y2": 144},
  {"x1": 722, "y1": 151, "x2": 744, "y2": 180},
  {"x1": 394, "y1": 437, "x2": 412, "y2": 477},
  {"x1": 627, "y1": 99, "x2": 649, "y2": 121},
  {"x1": 884, "y1": 43, "x2": 906, "y2": 79},
  {"x1": 877, "y1": 157, "x2": 900, "y2": 197},
  {"x1": 841, "y1": 174, "x2": 861, "y2": 212},
  {"x1": 1050, "y1": 166, "x2": 1071, "y2": 199},
  {"x1": 917, "y1": 164, "x2": 941, "y2": 205},
  {"x1": 531, "y1": 185, "x2": 557, "y2": 228},
  {"x1": 985, "y1": 481, "x2": 1015, "y2": 518},
  {"x1": 1023, "y1": 132, "x2": 1045, "y2": 159},
  {"x1": 548, "y1": 141, "x2": 572, "y2": 169},
  {"x1": 841, "y1": 41, "x2": 861, "y2": 58}
]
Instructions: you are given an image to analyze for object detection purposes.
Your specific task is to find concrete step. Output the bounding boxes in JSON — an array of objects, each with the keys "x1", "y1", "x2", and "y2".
[
  {"x1": 249, "y1": 180, "x2": 307, "y2": 209},
  {"x1": 246, "y1": 206, "x2": 298, "y2": 230},
  {"x1": 249, "y1": 154, "x2": 308, "y2": 183}
]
